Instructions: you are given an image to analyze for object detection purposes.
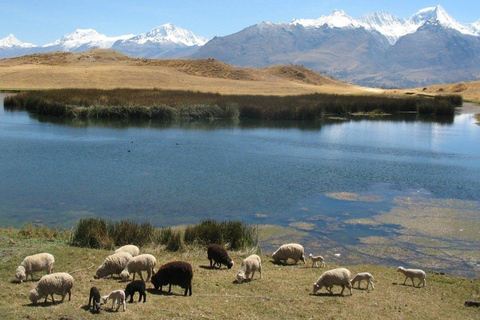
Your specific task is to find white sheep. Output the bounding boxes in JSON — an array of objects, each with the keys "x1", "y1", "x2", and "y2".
[
  {"x1": 28, "y1": 272, "x2": 74, "y2": 304},
  {"x1": 397, "y1": 266, "x2": 426, "y2": 287},
  {"x1": 236, "y1": 254, "x2": 262, "y2": 283},
  {"x1": 95, "y1": 252, "x2": 132, "y2": 279},
  {"x1": 272, "y1": 243, "x2": 306, "y2": 265},
  {"x1": 350, "y1": 272, "x2": 375, "y2": 290},
  {"x1": 309, "y1": 253, "x2": 325, "y2": 268},
  {"x1": 313, "y1": 267, "x2": 352, "y2": 296},
  {"x1": 119, "y1": 254, "x2": 156, "y2": 282},
  {"x1": 101, "y1": 289, "x2": 126, "y2": 312},
  {"x1": 115, "y1": 245, "x2": 140, "y2": 257},
  {"x1": 16, "y1": 253, "x2": 55, "y2": 283}
]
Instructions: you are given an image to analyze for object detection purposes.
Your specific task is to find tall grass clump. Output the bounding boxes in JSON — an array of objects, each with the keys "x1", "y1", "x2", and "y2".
[{"x1": 18, "y1": 223, "x2": 68, "y2": 242}]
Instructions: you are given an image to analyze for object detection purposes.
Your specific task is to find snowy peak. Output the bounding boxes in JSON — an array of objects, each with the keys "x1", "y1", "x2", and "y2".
[
  {"x1": 0, "y1": 34, "x2": 36, "y2": 48},
  {"x1": 470, "y1": 19, "x2": 480, "y2": 35},
  {"x1": 43, "y1": 29, "x2": 134, "y2": 50},
  {"x1": 291, "y1": 9, "x2": 362, "y2": 29},
  {"x1": 123, "y1": 23, "x2": 208, "y2": 46},
  {"x1": 409, "y1": 5, "x2": 476, "y2": 36},
  {"x1": 359, "y1": 12, "x2": 414, "y2": 44}
]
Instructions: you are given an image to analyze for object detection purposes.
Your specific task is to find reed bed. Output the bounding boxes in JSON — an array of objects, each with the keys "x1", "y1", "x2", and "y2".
[{"x1": 4, "y1": 89, "x2": 460, "y2": 120}]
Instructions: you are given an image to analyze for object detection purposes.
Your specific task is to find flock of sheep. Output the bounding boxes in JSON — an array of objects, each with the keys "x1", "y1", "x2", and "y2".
[{"x1": 15, "y1": 242, "x2": 427, "y2": 312}]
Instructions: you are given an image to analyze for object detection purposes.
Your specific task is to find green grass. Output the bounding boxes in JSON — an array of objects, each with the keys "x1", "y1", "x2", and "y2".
[
  {"x1": 4, "y1": 89, "x2": 459, "y2": 120},
  {"x1": 0, "y1": 227, "x2": 479, "y2": 320}
]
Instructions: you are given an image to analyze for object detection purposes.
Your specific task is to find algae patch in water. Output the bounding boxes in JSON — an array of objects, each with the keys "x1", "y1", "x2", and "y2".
[
  {"x1": 325, "y1": 192, "x2": 383, "y2": 202},
  {"x1": 289, "y1": 221, "x2": 315, "y2": 230}
]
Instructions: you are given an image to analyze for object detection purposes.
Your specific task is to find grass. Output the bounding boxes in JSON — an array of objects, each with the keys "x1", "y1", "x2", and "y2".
[
  {"x1": 4, "y1": 89, "x2": 459, "y2": 120},
  {"x1": 0, "y1": 227, "x2": 479, "y2": 320}
]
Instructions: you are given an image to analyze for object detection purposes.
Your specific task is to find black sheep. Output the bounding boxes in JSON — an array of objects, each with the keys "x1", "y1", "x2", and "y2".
[
  {"x1": 151, "y1": 261, "x2": 193, "y2": 296},
  {"x1": 207, "y1": 244, "x2": 234, "y2": 269},
  {"x1": 125, "y1": 280, "x2": 146, "y2": 303},
  {"x1": 88, "y1": 286, "x2": 101, "y2": 313}
]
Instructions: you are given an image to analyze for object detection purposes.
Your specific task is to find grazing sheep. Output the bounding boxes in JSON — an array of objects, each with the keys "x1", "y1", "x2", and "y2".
[
  {"x1": 309, "y1": 253, "x2": 325, "y2": 268},
  {"x1": 28, "y1": 272, "x2": 74, "y2": 304},
  {"x1": 313, "y1": 268, "x2": 352, "y2": 296},
  {"x1": 101, "y1": 289, "x2": 126, "y2": 312},
  {"x1": 272, "y1": 243, "x2": 306, "y2": 265},
  {"x1": 95, "y1": 252, "x2": 132, "y2": 279},
  {"x1": 119, "y1": 254, "x2": 156, "y2": 282},
  {"x1": 397, "y1": 266, "x2": 426, "y2": 287},
  {"x1": 237, "y1": 254, "x2": 262, "y2": 283},
  {"x1": 151, "y1": 261, "x2": 193, "y2": 296},
  {"x1": 88, "y1": 286, "x2": 101, "y2": 313},
  {"x1": 16, "y1": 253, "x2": 55, "y2": 283},
  {"x1": 350, "y1": 272, "x2": 375, "y2": 290},
  {"x1": 115, "y1": 245, "x2": 140, "y2": 257},
  {"x1": 207, "y1": 244, "x2": 234, "y2": 269},
  {"x1": 125, "y1": 280, "x2": 146, "y2": 303}
]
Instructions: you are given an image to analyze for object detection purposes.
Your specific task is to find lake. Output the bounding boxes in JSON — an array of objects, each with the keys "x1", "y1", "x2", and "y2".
[{"x1": 1, "y1": 94, "x2": 480, "y2": 276}]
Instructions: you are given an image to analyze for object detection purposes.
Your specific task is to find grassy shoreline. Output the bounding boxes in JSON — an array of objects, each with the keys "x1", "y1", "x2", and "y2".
[
  {"x1": 1, "y1": 226, "x2": 479, "y2": 320},
  {"x1": 4, "y1": 89, "x2": 462, "y2": 121}
]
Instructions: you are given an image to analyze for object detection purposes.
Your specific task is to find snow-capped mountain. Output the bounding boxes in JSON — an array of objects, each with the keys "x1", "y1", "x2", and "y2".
[
  {"x1": 359, "y1": 12, "x2": 415, "y2": 45},
  {"x1": 120, "y1": 23, "x2": 207, "y2": 46},
  {"x1": 469, "y1": 19, "x2": 480, "y2": 35},
  {"x1": 408, "y1": 5, "x2": 476, "y2": 36},
  {"x1": 43, "y1": 29, "x2": 134, "y2": 51},
  {"x1": 0, "y1": 34, "x2": 36, "y2": 48},
  {"x1": 291, "y1": 9, "x2": 362, "y2": 29}
]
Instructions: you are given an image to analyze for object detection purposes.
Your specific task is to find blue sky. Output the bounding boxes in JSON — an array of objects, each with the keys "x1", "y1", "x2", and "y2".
[{"x1": 1, "y1": 1, "x2": 479, "y2": 44}]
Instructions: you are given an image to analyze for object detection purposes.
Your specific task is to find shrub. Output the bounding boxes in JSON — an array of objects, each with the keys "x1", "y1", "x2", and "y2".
[{"x1": 165, "y1": 230, "x2": 183, "y2": 252}]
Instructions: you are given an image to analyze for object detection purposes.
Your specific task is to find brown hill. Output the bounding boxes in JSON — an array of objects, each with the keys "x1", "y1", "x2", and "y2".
[
  {"x1": 0, "y1": 49, "x2": 367, "y2": 95},
  {"x1": 417, "y1": 81, "x2": 480, "y2": 103}
]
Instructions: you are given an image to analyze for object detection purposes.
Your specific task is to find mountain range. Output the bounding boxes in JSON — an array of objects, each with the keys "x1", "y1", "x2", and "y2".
[{"x1": 1, "y1": 5, "x2": 479, "y2": 88}]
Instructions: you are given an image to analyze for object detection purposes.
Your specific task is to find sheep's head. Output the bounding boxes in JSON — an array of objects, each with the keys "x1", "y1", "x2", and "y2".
[
  {"x1": 101, "y1": 295, "x2": 109, "y2": 304},
  {"x1": 397, "y1": 266, "x2": 405, "y2": 273},
  {"x1": 308, "y1": 253, "x2": 313, "y2": 259},
  {"x1": 28, "y1": 289, "x2": 42, "y2": 304},
  {"x1": 15, "y1": 265, "x2": 26, "y2": 283},
  {"x1": 313, "y1": 282, "x2": 322, "y2": 293},
  {"x1": 236, "y1": 270, "x2": 246, "y2": 283},
  {"x1": 300, "y1": 255, "x2": 306, "y2": 264},
  {"x1": 227, "y1": 260, "x2": 234, "y2": 269},
  {"x1": 119, "y1": 270, "x2": 130, "y2": 281},
  {"x1": 95, "y1": 265, "x2": 108, "y2": 279}
]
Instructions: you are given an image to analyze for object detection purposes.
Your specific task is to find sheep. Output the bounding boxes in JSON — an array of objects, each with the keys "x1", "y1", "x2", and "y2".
[
  {"x1": 309, "y1": 253, "x2": 325, "y2": 268},
  {"x1": 397, "y1": 266, "x2": 426, "y2": 287},
  {"x1": 151, "y1": 261, "x2": 193, "y2": 296},
  {"x1": 272, "y1": 243, "x2": 306, "y2": 265},
  {"x1": 236, "y1": 254, "x2": 262, "y2": 283},
  {"x1": 119, "y1": 254, "x2": 156, "y2": 282},
  {"x1": 16, "y1": 252, "x2": 55, "y2": 283},
  {"x1": 350, "y1": 272, "x2": 375, "y2": 290},
  {"x1": 95, "y1": 252, "x2": 132, "y2": 279},
  {"x1": 115, "y1": 245, "x2": 140, "y2": 257},
  {"x1": 88, "y1": 286, "x2": 101, "y2": 313},
  {"x1": 313, "y1": 268, "x2": 352, "y2": 296},
  {"x1": 124, "y1": 280, "x2": 146, "y2": 303},
  {"x1": 28, "y1": 272, "x2": 74, "y2": 304},
  {"x1": 207, "y1": 244, "x2": 234, "y2": 269},
  {"x1": 101, "y1": 289, "x2": 126, "y2": 312}
]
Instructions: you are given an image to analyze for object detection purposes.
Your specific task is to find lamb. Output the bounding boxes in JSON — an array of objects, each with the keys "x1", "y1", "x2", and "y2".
[
  {"x1": 151, "y1": 261, "x2": 193, "y2": 296},
  {"x1": 397, "y1": 266, "x2": 426, "y2": 287},
  {"x1": 350, "y1": 272, "x2": 375, "y2": 290},
  {"x1": 207, "y1": 244, "x2": 234, "y2": 269},
  {"x1": 309, "y1": 253, "x2": 325, "y2": 268},
  {"x1": 313, "y1": 267, "x2": 352, "y2": 296},
  {"x1": 88, "y1": 286, "x2": 101, "y2": 313},
  {"x1": 236, "y1": 254, "x2": 262, "y2": 283},
  {"x1": 119, "y1": 254, "x2": 156, "y2": 282},
  {"x1": 115, "y1": 245, "x2": 140, "y2": 257},
  {"x1": 28, "y1": 272, "x2": 74, "y2": 304},
  {"x1": 101, "y1": 289, "x2": 126, "y2": 312},
  {"x1": 125, "y1": 280, "x2": 146, "y2": 303},
  {"x1": 95, "y1": 252, "x2": 132, "y2": 279},
  {"x1": 272, "y1": 243, "x2": 306, "y2": 265},
  {"x1": 16, "y1": 252, "x2": 55, "y2": 283}
]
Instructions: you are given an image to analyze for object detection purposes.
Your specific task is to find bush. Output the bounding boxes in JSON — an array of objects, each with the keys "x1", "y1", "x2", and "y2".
[{"x1": 165, "y1": 230, "x2": 183, "y2": 252}]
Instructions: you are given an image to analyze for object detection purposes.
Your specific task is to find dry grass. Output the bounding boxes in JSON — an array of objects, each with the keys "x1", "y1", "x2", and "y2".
[
  {"x1": 412, "y1": 81, "x2": 480, "y2": 103},
  {"x1": 1, "y1": 228, "x2": 479, "y2": 320}
]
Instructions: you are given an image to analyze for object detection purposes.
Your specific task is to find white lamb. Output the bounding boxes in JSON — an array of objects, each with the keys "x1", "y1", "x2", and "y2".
[
  {"x1": 236, "y1": 254, "x2": 262, "y2": 283},
  {"x1": 95, "y1": 252, "x2": 132, "y2": 279},
  {"x1": 16, "y1": 253, "x2": 55, "y2": 283},
  {"x1": 397, "y1": 266, "x2": 426, "y2": 287},
  {"x1": 101, "y1": 289, "x2": 126, "y2": 312},
  {"x1": 309, "y1": 253, "x2": 325, "y2": 268},
  {"x1": 272, "y1": 243, "x2": 306, "y2": 265},
  {"x1": 350, "y1": 272, "x2": 375, "y2": 290},
  {"x1": 28, "y1": 272, "x2": 74, "y2": 304},
  {"x1": 119, "y1": 253, "x2": 156, "y2": 281},
  {"x1": 313, "y1": 267, "x2": 353, "y2": 296},
  {"x1": 115, "y1": 245, "x2": 140, "y2": 257}
]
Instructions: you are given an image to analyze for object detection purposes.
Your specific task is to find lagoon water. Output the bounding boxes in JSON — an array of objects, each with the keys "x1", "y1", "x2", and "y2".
[{"x1": 1, "y1": 94, "x2": 480, "y2": 276}]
